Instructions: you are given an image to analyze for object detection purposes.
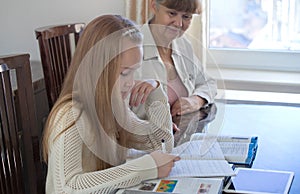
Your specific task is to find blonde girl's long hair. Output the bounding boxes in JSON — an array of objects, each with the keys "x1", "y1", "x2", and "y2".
[{"x1": 42, "y1": 14, "x2": 143, "y2": 169}]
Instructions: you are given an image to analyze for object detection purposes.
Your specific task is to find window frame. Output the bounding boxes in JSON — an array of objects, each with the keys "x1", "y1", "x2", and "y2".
[
  {"x1": 206, "y1": 49, "x2": 300, "y2": 72},
  {"x1": 204, "y1": 0, "x2": 300, "y2": 73}
]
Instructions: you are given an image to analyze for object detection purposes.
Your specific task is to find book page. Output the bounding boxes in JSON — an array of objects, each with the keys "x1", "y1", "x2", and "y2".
[
  {"x1": 190, "y1": 133, "x2": 256, "y2": 143},
  {"x1": 127, "y1": 140, "x2": 225, "y2": 161},
  {"x1": 190, "y1": 133, "x2": 258, "y2": 165},
  {"x1": 121, "y1": 178, "x2": 223, "y2": 194},
  {"x1": 172, "y1": 140, "x2": 225, "y2": 160},
  {"x1": 219, "y1": 142, "x2": 249, "y2": 162},
  {"x1": 155, "y1": 178, "x2": 223, "y2": 194},
  {"x1": 169, "y1": 159, "x2": 235, "y2": 178}
]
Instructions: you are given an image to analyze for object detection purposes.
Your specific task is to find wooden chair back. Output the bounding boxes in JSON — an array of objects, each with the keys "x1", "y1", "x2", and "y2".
[
  {"x1": 0, "y1": 54, "x2": 45, "y2": 194},
  {"x1": 35, "y1": 23, "x2": 85, "y2": 109},
  {"x1": 0, "y1": 63, "x2": 24, "y2": 194}
]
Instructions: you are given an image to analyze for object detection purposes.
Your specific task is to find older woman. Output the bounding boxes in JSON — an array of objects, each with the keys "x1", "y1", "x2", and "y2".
[{"x1": 131, "y1": 0, "x2": 217, "y2": 118}]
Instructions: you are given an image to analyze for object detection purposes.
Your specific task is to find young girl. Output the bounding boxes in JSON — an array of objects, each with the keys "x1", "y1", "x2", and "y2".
[{"x1": 42, "y1": 14, "x2": 179, "y2": 194}]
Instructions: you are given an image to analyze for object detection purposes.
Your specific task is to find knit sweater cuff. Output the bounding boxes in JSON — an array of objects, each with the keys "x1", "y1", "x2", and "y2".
[{"x1": 126, "y1": 154, "x2": 157, "y2": 181}]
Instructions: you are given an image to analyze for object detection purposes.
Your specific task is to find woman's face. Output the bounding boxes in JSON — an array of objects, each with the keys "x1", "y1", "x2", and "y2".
[
  {"x1": 150, "y1": 3, "x2": 193, "y2": 41},
  {"x1": 119, "y1": 45, "x2": 142, "y2": 99}
]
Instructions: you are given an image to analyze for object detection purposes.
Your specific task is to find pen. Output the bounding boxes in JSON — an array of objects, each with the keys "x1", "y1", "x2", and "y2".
[{"x1": 161, "y1": 139, "x2": 166, "y2": 153}]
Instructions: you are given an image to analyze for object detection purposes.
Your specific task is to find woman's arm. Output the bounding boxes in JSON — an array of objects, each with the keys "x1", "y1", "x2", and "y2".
[{"x1": 192, "y1": 55, "x2": 217, "y2": 105}]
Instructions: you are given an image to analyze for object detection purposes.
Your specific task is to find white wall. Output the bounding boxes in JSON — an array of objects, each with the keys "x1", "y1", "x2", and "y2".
[{"x1": 0, "y1": 0, "x2": 125, "y2": 61}]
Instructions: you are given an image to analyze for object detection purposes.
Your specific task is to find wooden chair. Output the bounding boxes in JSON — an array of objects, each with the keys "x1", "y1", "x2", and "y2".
[
  {"x1": 0, "y1": 54, "x2": 45, "y2": 194},
  {"x1": 35, "y1": 23, "x2": 85, "y2": 109}
]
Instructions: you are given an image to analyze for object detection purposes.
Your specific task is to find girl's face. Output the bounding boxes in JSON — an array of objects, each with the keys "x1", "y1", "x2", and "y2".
[
  {"x1": 150, "y1": 2, "x2": 193, "y2": 41},
  {"x1": 119, "y1": 45, "x2": 142, "y2": 99}
]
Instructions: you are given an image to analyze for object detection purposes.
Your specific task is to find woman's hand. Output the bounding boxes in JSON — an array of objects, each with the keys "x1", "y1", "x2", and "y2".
[
  {"x1": 129, "y1": 80, "x2": 159, "y2": 107},
  {"x1": 171, "y1": 96, "x2": 206, "y2": 116},
  {"x1": 150, "y1": 151, "x2": 180, "y2": 178}
]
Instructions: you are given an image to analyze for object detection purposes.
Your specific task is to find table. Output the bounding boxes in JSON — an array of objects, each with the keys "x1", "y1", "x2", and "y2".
[
  {"x1": 172, "y1": 103, "x2": 217, "y2": 146},
  {"x1": 173, "y1": 102, "x2": 300, "y2": 194},
  {"x1": 119, "y1": 101, "x2": 300, "y2": 194}
]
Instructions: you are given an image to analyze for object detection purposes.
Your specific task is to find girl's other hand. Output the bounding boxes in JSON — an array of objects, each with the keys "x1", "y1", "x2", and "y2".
[{"x1": 129, "y1": 80, "x2": 159, "y2": 107}]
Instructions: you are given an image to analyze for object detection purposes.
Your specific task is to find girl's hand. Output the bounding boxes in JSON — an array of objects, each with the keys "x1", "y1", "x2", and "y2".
[{"x1": 150, "y1": 151, "x2": 180, "y2": 178}]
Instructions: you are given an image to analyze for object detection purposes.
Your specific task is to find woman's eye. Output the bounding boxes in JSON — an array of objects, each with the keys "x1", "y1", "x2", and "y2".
[
  {"x1": 168, "y1": 11, "x2": 177, "y2": 17},
  {"x1": 183, "y1": 14, "x2": 193, "y2": 20}
]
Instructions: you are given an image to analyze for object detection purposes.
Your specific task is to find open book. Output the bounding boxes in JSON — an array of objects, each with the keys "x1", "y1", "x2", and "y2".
[
  {"x1": 168, "y1": 140, "x2": 235, "y2": 178},
  {"x1": 190, "y1": 133, "x2": 258, "y2": 167},
  {"x1": 127, "y1": 139, "x2": 235, "y2": 178}
]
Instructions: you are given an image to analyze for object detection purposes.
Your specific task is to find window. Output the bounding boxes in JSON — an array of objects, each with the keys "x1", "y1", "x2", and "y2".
[{"x1": 206, "y1": 0, "x2": 300, "y2": 72}]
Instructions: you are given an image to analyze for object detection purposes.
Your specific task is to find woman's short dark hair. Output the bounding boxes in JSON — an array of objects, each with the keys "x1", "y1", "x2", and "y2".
[{"x1": 155, "y1": 0, "x2": 201, "y2": 14}]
